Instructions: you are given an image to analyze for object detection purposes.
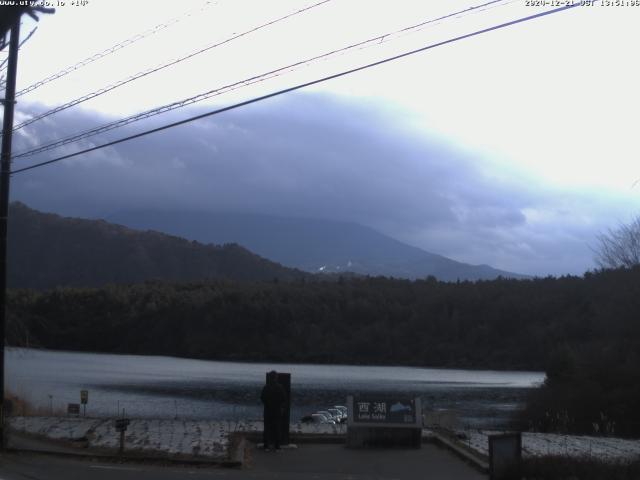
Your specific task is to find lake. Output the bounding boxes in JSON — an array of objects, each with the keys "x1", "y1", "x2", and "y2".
[{"x1": 5, "y1": 348, "x2": 544, "y2": 428}]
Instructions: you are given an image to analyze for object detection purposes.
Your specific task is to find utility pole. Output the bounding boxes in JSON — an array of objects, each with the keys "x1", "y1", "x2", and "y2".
[{"x1": 0, "y1": 17, "x2": 21, "y2": 451}]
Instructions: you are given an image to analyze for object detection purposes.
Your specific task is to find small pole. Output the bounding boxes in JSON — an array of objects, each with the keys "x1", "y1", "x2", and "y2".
[
  {"x1": 119, "y1": 429, "x2": 125, "y2": 455},
  {"x1": 118, "y1": 408, "x2": 127, "y2": 455},
  {"x1": 0, "y1": 17, "x2": 21, "y2": 452}
]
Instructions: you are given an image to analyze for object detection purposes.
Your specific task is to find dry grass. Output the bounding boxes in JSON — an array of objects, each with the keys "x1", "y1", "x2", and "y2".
[
  {"x1": 522, "y1": 456, "x2": 640, "y2": 480},
  {"x1": 4, "y1": 391, "x2": 65, "y2": 417}
]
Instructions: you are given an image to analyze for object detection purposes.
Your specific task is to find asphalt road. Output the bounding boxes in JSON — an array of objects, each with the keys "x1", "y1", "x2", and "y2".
[{"x1": 0, "y1": 443, "x2": 487, "y2": 480}]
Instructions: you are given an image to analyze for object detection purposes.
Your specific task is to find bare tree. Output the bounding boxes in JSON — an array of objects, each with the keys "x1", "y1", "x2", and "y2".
[{"x1": 594, "y1": 216, "x2": 640, "y2": 269}]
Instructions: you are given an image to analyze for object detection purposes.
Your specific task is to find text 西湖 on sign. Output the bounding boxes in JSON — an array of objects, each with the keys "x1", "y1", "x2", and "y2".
[{"x1": 353, "y1": 398, "x2": 416, "y2": 424}]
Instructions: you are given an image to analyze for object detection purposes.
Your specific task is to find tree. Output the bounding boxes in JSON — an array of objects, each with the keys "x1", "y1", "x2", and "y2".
[{"x1": 594, "y1": 216, "x2": 640, "y2": 269}]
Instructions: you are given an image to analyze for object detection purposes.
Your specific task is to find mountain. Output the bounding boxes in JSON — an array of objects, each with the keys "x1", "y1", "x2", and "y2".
[
  {"x1": 7, "y1": 202, "x2": 306, "y2": 289},
  {"x1": 106, "y1": 210, "x2": 528, "y2": 281}
]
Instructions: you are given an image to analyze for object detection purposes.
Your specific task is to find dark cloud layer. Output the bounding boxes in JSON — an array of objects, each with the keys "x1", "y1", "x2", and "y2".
[{"x1": 11, "y1": 92, "x2": 607, "y2": 275}]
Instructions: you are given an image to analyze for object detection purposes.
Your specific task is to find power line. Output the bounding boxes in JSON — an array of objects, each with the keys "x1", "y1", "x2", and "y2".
[
  {"x1": 13, "y1": 0, "x2": 216, "y2": 98},
  {"x1": 0, "y1": 25, "x2": 37, "y2": 88},
  {"x1": 10, "y1": 0, "x2": 332, "y2": 133},
  {"x1": 13, "y1": 0, "x2": 509, "y2": 160},
  {"x1": 11, "y1": 3, "x2": 580, "y2": 176}
]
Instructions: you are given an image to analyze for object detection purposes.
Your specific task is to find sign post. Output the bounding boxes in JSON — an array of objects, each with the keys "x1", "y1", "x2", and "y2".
[
  {"x1": 114, "y1": 418, "x2": 130, "y2": 455},
  {"x1": 67, "y1": 403, "x2": 80, "y2": 416},
  {"x1": 80, "y1": 390, "x2": 88, "y2": 417},
  {"x1": 346, "y1": 396, "x2": 422, "y2": 448}
]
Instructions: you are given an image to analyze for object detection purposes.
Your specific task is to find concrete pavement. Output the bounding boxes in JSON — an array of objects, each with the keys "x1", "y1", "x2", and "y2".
[{"x1": 0, "y1": 442, "x2": 486, "y2": 480}]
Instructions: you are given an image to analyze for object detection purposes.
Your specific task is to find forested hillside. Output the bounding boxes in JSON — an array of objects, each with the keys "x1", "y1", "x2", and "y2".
[
  {"x1": 7, "y1": 268, "x2": 638, "y2": 369},
  {"x1": 8, "y1": 202, "x2": 306, "y2": 288},
  {"x1": 8, "y1": 267, "x2": 640, "y2": 435}
]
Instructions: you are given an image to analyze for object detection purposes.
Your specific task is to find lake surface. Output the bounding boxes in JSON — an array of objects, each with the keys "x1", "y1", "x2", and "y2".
[{"x1": 5, "y1": 348, "x2": 544, "y2": 428}]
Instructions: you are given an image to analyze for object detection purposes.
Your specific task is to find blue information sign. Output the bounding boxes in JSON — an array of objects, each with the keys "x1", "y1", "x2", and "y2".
[{"x1": 352, "y1": 398, "x2": 416, "y2": 424}]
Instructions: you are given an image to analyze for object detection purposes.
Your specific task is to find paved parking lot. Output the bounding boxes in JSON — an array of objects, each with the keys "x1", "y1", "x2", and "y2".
[
  {"x1": 0, "y1": 441, "x2": 487, "y2": 480},
  {"x1": 246, "y1": 442, "x2": 487, "y2": 479}
]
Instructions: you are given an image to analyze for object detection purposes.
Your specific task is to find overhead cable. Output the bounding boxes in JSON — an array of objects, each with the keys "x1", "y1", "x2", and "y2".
[
  {"x1": 10, "y1": 0, "x2": 332, "y2": 132},
  {"x1": 0, "y1": 26, "x2": 38, "y2": 89},
  {"x1": 1, "y1": 26, "x2": 38, "y2": 70},
  {"x1": 11, "y1": 3, "x2": 580, "y2": 176},
  {"x1": 13, "y1": 0, "x2": 507, "y2": 159},
  {"x1": 14, "y1": 0, "x2": 217, "y2": 98}
]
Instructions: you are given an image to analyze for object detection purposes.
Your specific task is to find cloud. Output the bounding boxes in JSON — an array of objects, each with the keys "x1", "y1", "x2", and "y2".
[{"x1": 10, "y1": 92, "x2": 639, "y2": 276}]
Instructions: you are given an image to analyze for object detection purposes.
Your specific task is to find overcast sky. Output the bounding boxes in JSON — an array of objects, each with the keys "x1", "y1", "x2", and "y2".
[{"x1": 3, "y1": 0, "x2": 640, "y2": 276}]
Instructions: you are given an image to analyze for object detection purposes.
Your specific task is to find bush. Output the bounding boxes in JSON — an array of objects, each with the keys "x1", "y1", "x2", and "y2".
[{"x1": 522, "y1": 456, "x2": 640, "y2": 480}]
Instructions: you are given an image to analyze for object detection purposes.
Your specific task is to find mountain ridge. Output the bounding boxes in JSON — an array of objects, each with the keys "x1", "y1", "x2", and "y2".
[
  {"x1": 8, "y1": 202, "x2": 306, "y2": 289},
  {"x1": 106, "y1": 210, "x2": 528, "y2": 281}
]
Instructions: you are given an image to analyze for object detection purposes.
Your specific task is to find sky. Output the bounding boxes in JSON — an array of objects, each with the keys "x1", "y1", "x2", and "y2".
[{"x1": 2, "y1": 0, "x2": 640, "y2": 276}]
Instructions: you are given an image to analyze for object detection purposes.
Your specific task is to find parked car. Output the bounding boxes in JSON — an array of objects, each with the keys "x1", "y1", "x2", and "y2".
[
  {"x1": 316, "y1": 410, "x2": 338, "y2": 423},
  {"x1": 311, "y1": 413, "x2": 335, "y2": 424},
  {"x1": 327, "y1": 408, "x2": 344, "y2": 423},
  {"x1": 301, "y1": 413, "x2": 332, "y2": 424},
  {"x1": 302, "y1": 405, "x2": 347, "y2": 424},
  {"x1": 334, "y1": 405, "x2": 348, "y2": 421}
]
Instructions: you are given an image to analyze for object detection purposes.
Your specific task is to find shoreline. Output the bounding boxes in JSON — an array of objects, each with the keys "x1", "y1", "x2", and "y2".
[
  {"x1": 6, "y1": 346, "x2": 547, "y2": 375},
  {"x1": 7, "y1": 415, "x2": 640, "y2": 465}
]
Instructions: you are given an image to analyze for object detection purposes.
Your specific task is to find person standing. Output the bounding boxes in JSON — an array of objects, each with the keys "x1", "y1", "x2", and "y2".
[{"x1": 261, "y1": 370, "x2": 287, "y2": 451}]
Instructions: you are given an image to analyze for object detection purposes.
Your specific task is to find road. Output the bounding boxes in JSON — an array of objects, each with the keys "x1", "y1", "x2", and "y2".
[{"x1": 0, "y1": 443, "x2": 487, "y2": 480}]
